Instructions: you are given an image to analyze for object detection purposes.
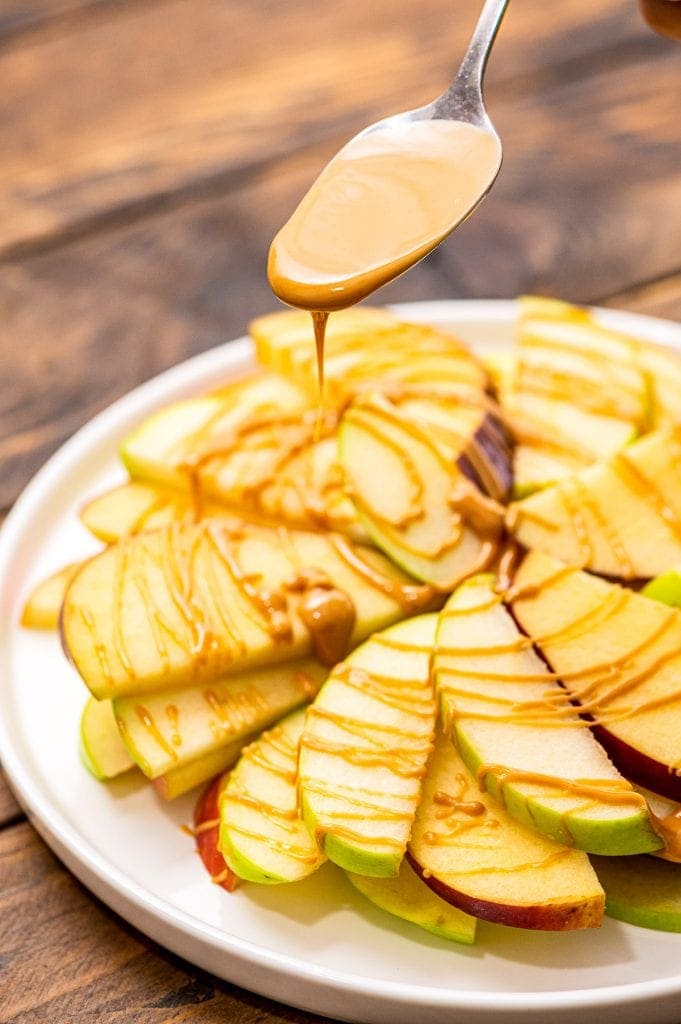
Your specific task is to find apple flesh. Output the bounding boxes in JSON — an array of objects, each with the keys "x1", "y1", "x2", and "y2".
[
  {"x1": 510, "y1": 550, "x2": 681, "y2": 801},
  {"x1": 79, "y1": 697, "x2": 136, "y2": 781},
  {"x1": 591, "y1": 854, "x2": 681, "y2": 932},
  {"x1": 408, "y1": 730, "x2": 604, "y2": 930},
  {"x1": 80, "y1": 481, "x2": 212, "y2": 543},
  {"x1": 298, "y1": 614, "x2": 437, "y2": 877},
  {"x1": 61, "y1": 518, "x2": 426, "y2": 698},
  {"x1": 435, "y1": 575, "x2": 661, "y2": 855},
  {"x1": 338, "y1": 393, "x2": 505, "y2": 590},
  {"x1": 154, "y1": 739, "x2": 250, "y2": 800},
  {"x1": 346, "y1": 859, "x2": 476, "y2": 945},
  {"x1": 508, "y1": 427, "x2": 681, "y2": 579},
  {"x1": 193, "y1": 776, "x2": 240, "y2": 893},
  {"x1": 219, "y1": 708, "x2": 325, "y2": 884},
  {"x1": 21, "y1": 562, "x2": 81, "y2": 630},
  {"x1": 113, "y1": 659, "x2": 326, "y2": 778}
]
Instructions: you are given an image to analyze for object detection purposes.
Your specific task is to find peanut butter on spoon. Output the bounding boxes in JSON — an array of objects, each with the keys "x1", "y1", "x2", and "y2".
[{"x1": 268, "y1": 0, "x2": 509, "y2": 383}]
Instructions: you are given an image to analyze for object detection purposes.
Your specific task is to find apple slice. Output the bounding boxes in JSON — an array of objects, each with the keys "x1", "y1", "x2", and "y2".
[
  {"x1": 509, "y1": 550, "x2": 681, "y2": 801},
  {"x1": 79, "y1": 697, "x2": 136, "y2": 781},
  {"x1": 434, "y1": 575, "x2": 660, "y2": 855},
  {"x1": 61, "y1": 518, "x2": 431, "y2": 698},
  {"x1": 338, "y1": 393, "x2": 504, "y2": 590},
  {"x1": 121, "y1": 372, "x2": 310, "y2": 490},
  {"x1": 193, "y1": 776, "x2": 240, "y2": 892},
  {"x1": 113, "y1": 659, "x2": 325, "y2": 778},
  {"x1": 591, "y1": 855, "x2": 681, "y2": 932},
  {"x1": 407, "y1": 730, "x2": 604, "y2": 930},
  {"x1": 508, "y1": 428, "x2": 681, "y2": 579},
  {"x1": 154, "y1": 740, "x2": 250, "y2": 800},
  {"x1": 346, "y1": 860, "x2": 476, "y2": 944},
  {"x1": 251, "y1": 308, "x2": 488, "y2": 407},
  {"x1": 219, "y1": 709, "x2": 325, "y2": 884},
  {"x1": 80, "y1": 481, "x2": 210, "y2": 543},
  {"x1": 21, "y1": 562, "x2": 81, "y2": 629},
  {"x1": 642, "y1": 568, "x2": 681, "y2": 607},
  {"x1": 298, "y1": 614, "x2": 437, "y2": 877}
]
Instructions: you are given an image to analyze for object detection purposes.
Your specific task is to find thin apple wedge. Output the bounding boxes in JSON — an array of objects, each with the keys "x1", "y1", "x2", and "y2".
[
  {"x1": 591, "y1": 854, "x2": 681, "y2": 932},
  {"x1": 21, "y1": 562, "x2": 82, "y2": 629},
  {"x1": 251, "y1": 308, "x2": 488, "y2": 406},
  {"x1": 154, "y1": 740, "x2": 250, "y2": 800},
  {"x1": 121, "y1": 372, "x2": 310, "y2": 490},
  {"x1": 346, "y1": 859, "x2": 476, "y2": 944},
  {"x1": 61, "y1": 518, "x2": 431, "y2": 698},
  {"x1": 80, "y1": 697, "x2": 136, "y2": 781},
  {"x1": 408, "y1": 731, "x2": 604, "y2": 930},
  {"x1": 113, "y1": 659, "x2": 325, "y2": 777},
  {"x1": 219, "y1": 709, "x2": 325, "y2": 884},
  {"x1": 194, "y1": 776, "x2": 240, "y2": 892},
  {"x1": 434, "y1": 575, "x2": 660, "y2": 855},
  {"x1": 509, "y1": 550, "x2": 681, "y2": 801},
  {"x1": 298, "y1": 614, "x2": 437, "y2": 877},
  {"x1": 81, "y1": 481, "x2": 214, "y2": 543},
  {"x1": 339, "y1": 393, "x2": 504, "y2": 590},
  {"x1": 641, "y1": 568, "x2": 681, "y2": 606},
  {"x1": 508, "y1": 427, "x2": 681, "y2": 579}
]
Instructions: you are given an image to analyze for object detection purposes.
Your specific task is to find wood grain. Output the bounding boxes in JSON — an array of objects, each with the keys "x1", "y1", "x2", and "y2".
[
  {"x1": 0, "y1": 0, "x2": 655, "y2": 259},
  {"x1": 0, "y1": 822, "x2": 325, "y2": 1023},
  {"x1": 2, "y1": 36, "x2": 681, "y2": 508},
  {"x1": 0, "y1": 774, "x2": 21, "y2": 827}
]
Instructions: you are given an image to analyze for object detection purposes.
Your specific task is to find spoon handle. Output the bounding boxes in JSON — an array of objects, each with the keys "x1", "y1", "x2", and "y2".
[{"x1": 435, "y1": 0, "x2": 510, "y2": 122}]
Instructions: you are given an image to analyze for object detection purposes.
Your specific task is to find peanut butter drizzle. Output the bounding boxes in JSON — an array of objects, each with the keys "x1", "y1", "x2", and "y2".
[
  {"x1": 165, "y1": 704, "x2": 182, "y2": 747},
  {"x1": 515, "y1": 360, "x2": 639, "y2": 421},
  {"x1": 333, "y1": 663, "x2": 435, "y2": 717},
  {"x1": 113, "y1": 540, "x2": 135, "y2": 678},
  {"x1": 329, "y1": 534, "x2": 435, "y2": 611},
  {"x1": 78, "y1": 607, "x2": 114, "y2": 688},
  {"x1": 477, "y1": 764, "x2": 646, "y2": 811},
  {"x1": 494, "y1": 541, "x2": 524, "y2": 592},
  {"x1": 224, "y1": 821, "x2": 320, "y2": 863},
  {"x1": 301, "y1": 735, "x2": 430, "y2": 777},
  {"x1": 300, "y1": 779, "x2": 412, "y2": 821},
  {"x1": 649, "y1": 805, "x2": 681, "y2": 861},
  {"x1": 222, "y1": 788, "x2": 299, "y2": 827},
  {"x1": 448, "y1": 478, "x2": 504, "y2": 539},
  {"x1": 567, "y1": 476, "x2": 635, "y2": 577},
  {"x1": 240, "y1": 743, "x2": 297, "y2": 784},
  {"x1": 135, "y1": 704, "x2": 178, "y2": 761}
]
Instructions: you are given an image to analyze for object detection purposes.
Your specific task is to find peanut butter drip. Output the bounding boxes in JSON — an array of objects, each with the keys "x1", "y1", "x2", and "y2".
[
  {"x1": 448, "y1": 478, "x2": 505, "y2": 539},
  {"x1": 329, "y1": 534, "x2": 435, "y2": 611},
  {"x1": 286, "y1": 567, "x2": 356, "y2": 666},
  {"x1": 421, "y1": 774, "x2": 495, "y2": 849},
  {"x1": 649, "y1": 805, "x2": 681, "y2": 862}
]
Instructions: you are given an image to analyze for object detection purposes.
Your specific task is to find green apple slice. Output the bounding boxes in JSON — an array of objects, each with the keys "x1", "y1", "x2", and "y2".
[
  {"x1": 642, "y1": 569, "x2": 681, "y2": 607},
  {"x1": 508, "y1": 428, "x2": 681, "y2": 579},
  {"x1": 21, "y1": 562, "x2": 81, "y2": 630},
  {"x1": 434, "y1": 574, "x2": 661, "y2": 855},
  {"x1": 408, "y1": 730, "x2": 604, "y2": 931},
  {"x1": 61, "y1": 518, "x2": 430, "y2": 698},
  {"x1": 591, "y1": 855, "x2": 681, "y2": 932},
  {"x1": 219, "y1": 709, "x2": 325, "y2": 884},
  {"x1": 80, "y1": 481, "x2": 212, "y2": 543},
  {"x1": 346, "y1": 859, "x2": 476, "y2": 944},
  {"x1": 113, "y1": 659, "x2": 325, "y2": 778},
  {"x1": 298, "y1": 614, "x2": 437, "y2": 877},
  {"x1": 121, "y1": 372, "x2": 310, "y2": 490},
  {"x1": 510, "y1": 550, "x2": 681, "y2": 802},
  {"x1": 339, "y1": 393, "x2": 500, "y2": 590},
  {"x1": 80, "y1": 697, "x2": 136, "y2": 781}
]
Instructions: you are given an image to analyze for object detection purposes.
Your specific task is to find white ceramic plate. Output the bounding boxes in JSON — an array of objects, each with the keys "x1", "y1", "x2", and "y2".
[{"x1": 2, "y1": 300, "x2": 681, "y2": 1024}]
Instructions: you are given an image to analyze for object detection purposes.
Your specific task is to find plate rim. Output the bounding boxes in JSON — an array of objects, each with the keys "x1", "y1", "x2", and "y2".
[{"x1": 3, "y1": 298, "x2": 681, "y2": 1021}]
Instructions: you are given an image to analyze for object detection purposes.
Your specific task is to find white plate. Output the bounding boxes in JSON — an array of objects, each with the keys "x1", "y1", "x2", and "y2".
[{"x1": 2, "y1": 300, "x2": 681, "y2": 1024}]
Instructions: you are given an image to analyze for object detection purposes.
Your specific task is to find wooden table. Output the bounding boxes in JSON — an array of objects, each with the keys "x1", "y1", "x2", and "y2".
[{"x1": 1, "y1": 1, "x2": 680, "y2": 1019}]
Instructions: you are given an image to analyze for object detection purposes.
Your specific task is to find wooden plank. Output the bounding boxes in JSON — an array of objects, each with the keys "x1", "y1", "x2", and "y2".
[
  {"x1": 0, "y1": 821, "x2": 324, "y2": 1023},
  {"x1": 3, "y1": 35, "x2": 681, "y2": 507},
  {"x1": 0, "y1": 0, "x2": 656, "y2": 258},
  {"x1": 0, "y1": 1, "x2": 115, "y2": 43}
]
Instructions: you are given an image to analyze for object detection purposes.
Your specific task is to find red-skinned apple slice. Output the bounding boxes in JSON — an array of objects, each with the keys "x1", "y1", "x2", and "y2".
[
  {"x1": 407, "y1": 731, "x2": 604, "y2": 931},
  {"x1": 509, "y1": 550, "x2": 681, "y2": 802},
  {"x1": 194, "y1": 776, "x2": 239, "y2": 893}
]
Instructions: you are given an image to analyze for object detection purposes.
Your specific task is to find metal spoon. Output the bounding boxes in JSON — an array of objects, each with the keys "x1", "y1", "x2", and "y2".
[{"x1": 269, "y1": 0, "x2": 511, "y2": 312}]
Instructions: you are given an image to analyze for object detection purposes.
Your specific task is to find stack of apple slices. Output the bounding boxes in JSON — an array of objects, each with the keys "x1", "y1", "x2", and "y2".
[{"x1": 20, "y1": 298, "x2": 681, "y2": 948}]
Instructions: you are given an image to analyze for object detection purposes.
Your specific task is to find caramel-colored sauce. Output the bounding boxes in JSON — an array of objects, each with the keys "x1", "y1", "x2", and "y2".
[
  {"x1": 135, "y1": 704, "x2": 178, "y2": 761},
  {"x1": 295, "y1": 579, "x2": 356, "y2": 667},
  {"x1": 650, "y1": 805, "x2": 681, "y2": 861},
  {"x1": 448, "y1": 478, "x2": 505, "y2": 539},
  {"x1": 477, "y1": 764, "x2": 646, "y2": 812},
  {"x1": 329, "y1": 533, "x2": 436, "y2": 612}
]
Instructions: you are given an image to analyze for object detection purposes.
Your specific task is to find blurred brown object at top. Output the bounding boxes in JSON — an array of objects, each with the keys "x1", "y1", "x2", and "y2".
[{"x1": 641, "y1": 0, "x2": 681, "y2": 39}]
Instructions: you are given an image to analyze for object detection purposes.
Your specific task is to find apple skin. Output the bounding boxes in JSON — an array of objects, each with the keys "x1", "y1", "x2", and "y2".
[
  {"x1": 642, "y1": 569, "x2": 681, "y2": 607},
  {"x1": 589, "y1": 723, "x2": 681, "y2": 804},
  {"x1": 405, "y1": 852, "x2": 602, "y2": 931},
  {"x1": 457, "y1": 411, "x2": 514, "y2": 504},
  {"x1": 194, "y1": 776, "x2": 239, "y2": 893},
  {"x1": 591, "y1": 854, "x2": 681, "y2": 932},
  {"x1": 299, "y1": 788, "x2": 402, "y2": 879}
]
